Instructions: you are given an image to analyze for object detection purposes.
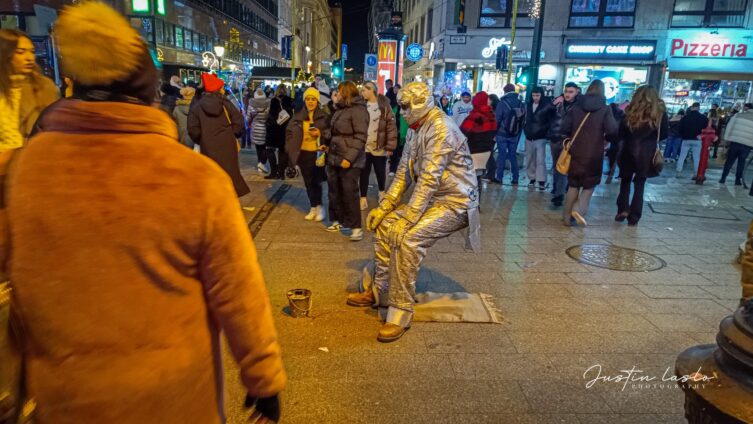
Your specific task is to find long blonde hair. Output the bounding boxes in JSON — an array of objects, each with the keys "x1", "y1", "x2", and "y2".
[{"x1": 625, "y1": 85, "x2": 665, "y2": 130}]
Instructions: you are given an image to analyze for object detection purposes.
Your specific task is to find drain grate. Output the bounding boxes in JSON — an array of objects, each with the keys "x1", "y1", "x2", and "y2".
[{"x1": 566, "y1": 244, "x2": 666, "y2": 272}]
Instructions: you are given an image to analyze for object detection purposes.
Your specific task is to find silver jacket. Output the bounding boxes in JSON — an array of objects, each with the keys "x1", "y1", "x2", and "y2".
[{"x1": 385, "y1": 107, "x2": 479, "y2": 218}]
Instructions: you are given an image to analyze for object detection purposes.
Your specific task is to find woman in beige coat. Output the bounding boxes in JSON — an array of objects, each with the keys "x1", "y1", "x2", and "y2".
[{"x1": 0, "y1": 3, "x2": 285, "y2": 423}]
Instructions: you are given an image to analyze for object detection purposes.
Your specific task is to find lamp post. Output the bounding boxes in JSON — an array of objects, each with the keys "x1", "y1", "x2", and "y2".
[
  {"x1": 526, "y1": 0, "x2": 546, "y2": 103},
  {"x1": 675, "y1": 301, "x2": 753, "y2": 423},
  {"x1": 213, "y1": 45, "x2": 225, "y2": 71}
]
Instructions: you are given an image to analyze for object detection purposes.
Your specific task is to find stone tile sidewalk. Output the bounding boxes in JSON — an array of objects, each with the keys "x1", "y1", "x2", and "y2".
[{"x1": 224, "y1": 152, "x2": 753, "y2": 423}]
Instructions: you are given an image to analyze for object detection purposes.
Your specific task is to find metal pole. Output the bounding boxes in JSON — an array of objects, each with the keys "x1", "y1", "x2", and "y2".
[
  {"x1": 506, "y1": 0, "x2": 519, "y2": 84},
  {"x1": 526, "y1": 0, "x2": 545, "y2": 103},
  {"x1": 290, "y1": 0, "x2": 297, "y2": 98}
]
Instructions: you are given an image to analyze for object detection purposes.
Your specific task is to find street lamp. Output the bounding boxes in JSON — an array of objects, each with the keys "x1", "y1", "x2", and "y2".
[{"x1": 214, "y1": 45, "x2": 225, "y2": 70}]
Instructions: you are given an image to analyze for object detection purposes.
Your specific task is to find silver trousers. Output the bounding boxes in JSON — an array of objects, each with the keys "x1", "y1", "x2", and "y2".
[{"x1": 371, "y1": 203, "x2": 469, "y2": 328}]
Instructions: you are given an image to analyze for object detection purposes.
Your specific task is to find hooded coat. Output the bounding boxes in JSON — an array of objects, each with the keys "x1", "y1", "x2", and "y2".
[
  {"x1": 560, "y1": 94, "x2": 619, "y2": 189},
  {"x1": 0, "y1": 99, "x2": 285, "y2": 424},
  {"x1": 188, "y1": 92, "x2": 250, "y2": 197},
  {"x1": 248, "y1": 96, "x2": 271, "y2": 146},
  {"x1": 326, "y1": 96, "x2": 369, "y2": 168},
  {"x1": 618, "y1": 113, "x2": 669, "y2": 179},
  {"x1": 460, "y1": 91, "x2": 496, "y2": 154}
]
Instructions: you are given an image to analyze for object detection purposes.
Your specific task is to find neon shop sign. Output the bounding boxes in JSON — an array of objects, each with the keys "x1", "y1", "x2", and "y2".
[
  {"x1": 481, "y1": 37, "x2": 512, "y2": 59},
  {"x1": 565, "y1": 40, "x2": 657, "y2": 60}
]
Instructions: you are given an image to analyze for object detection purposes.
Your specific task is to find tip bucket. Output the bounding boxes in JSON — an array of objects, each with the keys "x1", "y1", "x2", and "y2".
[{"x1": 286, "y1": 289, "x2": 312, "y2": 317}]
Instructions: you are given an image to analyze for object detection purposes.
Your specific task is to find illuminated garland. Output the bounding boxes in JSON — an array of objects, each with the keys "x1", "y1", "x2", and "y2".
[{"x1": 529, "y1": 0, "x2": 542, "y2": 20}]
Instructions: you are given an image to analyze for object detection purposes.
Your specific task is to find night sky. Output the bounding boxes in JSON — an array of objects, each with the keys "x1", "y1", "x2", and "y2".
[{"x1": 341, "y1": 0, "x2": 370, "y2": 73}]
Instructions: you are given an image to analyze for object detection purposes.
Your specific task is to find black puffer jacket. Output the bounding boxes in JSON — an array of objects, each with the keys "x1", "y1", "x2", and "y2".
[
  {"x1": 523, "y1": 97, "x2": 554, "y2": 140},
  {"x1": 546, "y1": 96, "x2": 578, "y2": 145},
  {"x1": 285, "y1": 107, "x2": 331, "y2": 165},
  {"x1": 265, "y1": 95, "x2": 294, "y2": 148},
  {"x1": 327, "y1": 96, "x2": 369, "y2": 168},
  {"x1": 679, "y1": 110, "x2": 709, "y2": 140},
  {"x1": 560, "y1": 94, "x2": 619, "y2": 189}
]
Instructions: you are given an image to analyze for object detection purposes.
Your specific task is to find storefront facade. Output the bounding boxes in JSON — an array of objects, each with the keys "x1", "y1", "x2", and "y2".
[
  {"x1": 661, "y1": 29, "x2": 753, "y2": 113},
  {"x1": 561, "y1": 38, "x2": 660, "y2": 104}
]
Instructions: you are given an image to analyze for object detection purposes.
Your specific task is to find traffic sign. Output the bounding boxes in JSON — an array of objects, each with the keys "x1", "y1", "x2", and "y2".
[{"x1": 405, "y1": 43, "x2": 424, "y2": 62}]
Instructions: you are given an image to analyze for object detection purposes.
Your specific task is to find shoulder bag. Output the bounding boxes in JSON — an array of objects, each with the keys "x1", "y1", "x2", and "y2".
[
  {"x1": 652, "y1": 120, "x2": 664, "y2": 175},
  {"x1": 222, "y1": 106, "x2": 242, "y2": 153},
  {"x1": 556, "y1": 112, "x2": 591, "y2": 175}
]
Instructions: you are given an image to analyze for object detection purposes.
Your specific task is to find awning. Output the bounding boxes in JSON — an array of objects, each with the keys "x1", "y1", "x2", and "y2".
[
  {"x1": 667, "y1": 57, "x2": 753, "y2": 81},
  {"x1": 250, "y1": 67, "x2": 302, "y2": 79}
]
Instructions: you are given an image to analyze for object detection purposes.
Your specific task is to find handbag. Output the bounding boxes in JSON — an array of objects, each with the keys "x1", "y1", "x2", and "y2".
[
  {"x1": 556, "y1": 112, "x2": 591, "y2": 174},
  {"x1": 276, "y1": 109, "x2": 290, "y2": 126},
  {"x1": 0, "y1": 151, "x2": 35, "y2": 424},
  {"x1": 222, "y1": 106, "x2": 242, "y2": 152},
  {"x1": 652, "y1": 120, "x2": 664, "y2": 175}
]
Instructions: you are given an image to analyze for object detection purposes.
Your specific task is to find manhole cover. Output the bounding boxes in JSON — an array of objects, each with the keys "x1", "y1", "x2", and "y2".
[{"x1": 566, "y1": 244, "x2": 666, "y2": 272}]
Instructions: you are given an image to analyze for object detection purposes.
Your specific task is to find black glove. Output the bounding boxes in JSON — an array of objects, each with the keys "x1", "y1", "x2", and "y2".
[{"x1": 245, "y1": 394, "x2": 280, "y2": 422}]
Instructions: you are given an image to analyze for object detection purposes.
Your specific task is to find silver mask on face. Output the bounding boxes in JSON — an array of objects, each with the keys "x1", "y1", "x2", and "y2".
[{"x1": 397, "y1": 82, "x2": 434, "y2": 126}]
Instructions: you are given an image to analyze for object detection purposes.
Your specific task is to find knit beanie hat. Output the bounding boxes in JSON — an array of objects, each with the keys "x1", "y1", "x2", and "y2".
[
  {"x1": 303, "y1": 87, "x2": 320, "y2": 100},
  {"x1": 503, "y1": 84, "x2": 516, "y2": 93},
  {"x1": 254, "y1": 88, "x2": 266, "y2": 99},
  {"x1": 55, "y1": 2, "x2": 158, "y2": 105},
  {"x1": 202, "y1": 73, "x2": 225, "y2": 93}
]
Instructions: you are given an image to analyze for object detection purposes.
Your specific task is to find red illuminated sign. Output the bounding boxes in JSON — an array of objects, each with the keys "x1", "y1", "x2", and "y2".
[{"x1": 670, "y1": 39, "x2": 748, "y2": 58}]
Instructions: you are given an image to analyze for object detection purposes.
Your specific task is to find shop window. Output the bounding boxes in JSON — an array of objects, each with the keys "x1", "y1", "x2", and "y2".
[
  {"x1": 671, "y1": 0, "x2": 748, "y2": 27},
  {"x1": 569, "y1": 0, "x2": 636, "y2": 28},
  {"x1": 479, "y1": 0, "x2": 533, "y2": 28}
]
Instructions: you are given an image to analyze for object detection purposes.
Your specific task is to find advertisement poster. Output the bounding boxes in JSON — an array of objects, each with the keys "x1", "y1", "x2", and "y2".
[{"x1": 377, "y1": 39, "x2": 397, "y2": 95}]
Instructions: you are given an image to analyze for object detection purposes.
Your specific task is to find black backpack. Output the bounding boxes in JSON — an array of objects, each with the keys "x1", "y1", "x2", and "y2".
[{"x1": 501, "y1": 98, "x2": 525, "y2": 137}]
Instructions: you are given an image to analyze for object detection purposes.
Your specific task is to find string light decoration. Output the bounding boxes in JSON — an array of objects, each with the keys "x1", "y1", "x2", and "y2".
[{"x1": 529, "y1": 0, "x2": 542, "y2": 20}]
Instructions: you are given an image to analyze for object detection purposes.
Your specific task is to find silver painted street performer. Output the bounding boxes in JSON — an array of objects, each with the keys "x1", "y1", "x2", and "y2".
[{"x1": 346, "y1": 82, "x2": 481, "y2": 343}]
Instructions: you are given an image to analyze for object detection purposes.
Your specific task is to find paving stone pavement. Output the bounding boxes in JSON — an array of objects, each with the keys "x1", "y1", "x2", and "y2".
[{"x1": 224, "y1": 152, "x2": 753, "y2": 423}]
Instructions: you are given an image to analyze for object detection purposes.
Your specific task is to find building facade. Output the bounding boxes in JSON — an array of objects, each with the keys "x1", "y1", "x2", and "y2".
[
  {"x1": 0, "y1": 0, "x2": 286, "y2": 84},
  {"x1": 392, "y1": 0, "x2": 753, "y2": 111},
  {"x1": 368, "y1": 0, "x2": 395, "y2": 53}
]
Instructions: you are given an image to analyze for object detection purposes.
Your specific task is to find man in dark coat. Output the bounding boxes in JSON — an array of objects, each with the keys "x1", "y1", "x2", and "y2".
[
  {"x1": 547, "y1": 82, "x2": 579, "y2": 206},
  {"x1": 188, "y1": 73, "x2": 250, "y2": 197},
  {"x1": 676, "y1": 102, "x2": 709, "y2": 176},
  {"x1": 523, "y1": 87, "x2": 553, "y2": 190},
  {"x1": 265, "y1": 86, "x2": 295, "y2": 179}
]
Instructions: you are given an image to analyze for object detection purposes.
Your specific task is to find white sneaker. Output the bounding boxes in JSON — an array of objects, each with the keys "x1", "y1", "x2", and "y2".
[
  {"x1": 257, "y1": 162, "x2": 270, "y2": 175},
  {"x1": 360, "y1": 197, "x2": 368, "y2": 211},
  {"x1": 304, "y1": 207, "x2": 316, "y2": 221},
  {"x1": 350, "y1": 228, "x2": 364, "y2": 241},
  {"x1": 326, "y1": 222, "x2": 342, "y2": 232},
  {"x1": 378, "y1": 191, "x2": 385, "y2": 202},
  {"x1": 314, "y1": 205, "x2": 325, "y2": 222},
  {"x1": 571, "y1": 211, "x2": 587, "y2": 226}
]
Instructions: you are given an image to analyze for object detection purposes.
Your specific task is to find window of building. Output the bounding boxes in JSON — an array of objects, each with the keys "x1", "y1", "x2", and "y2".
[
  {"x1": 671, "y1": 0, "x2": 747, "y2": 27},
  {"x1": 569, "y1": 0, "x2": 636, "y2": 28},
  {"x1": 155, "y1": 19, "x2": 164, "y2": 44},
  {"x1": 426, "y1": 8, "x2": 433, "y2": 41},
  {"x1": 193, "y1": 32, "x2": 200, "y2": 52},
  {"x1": 175, "y1": 26, "x2": 184, "y2": 49},
  {"x1": 479, "y1": 0, "x2": 533, "y2": 28},
  {"x1": 0, "y1": 15, "x2": 20, "y2": 29},
  {"x1": 184, "y1": 29, "x2": 193, "y2": 51},
  {"x1": 420, "y1": 15, "x2": 425, "y2": 43}
]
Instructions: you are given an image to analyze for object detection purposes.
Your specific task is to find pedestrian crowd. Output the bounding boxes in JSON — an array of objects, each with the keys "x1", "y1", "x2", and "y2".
[{"x1": 2, "y1": 1, "x2": 753, "y2": 422}]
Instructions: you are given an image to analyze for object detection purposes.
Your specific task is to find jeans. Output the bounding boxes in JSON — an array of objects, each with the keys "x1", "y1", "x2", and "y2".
[
  {"x1": 720, "y1": 142, "x2": 751, "y2": 183},
  {"x1": 266, "y1": 146, "x2": 289, "y2": 177},
  {"x1": 255, "y1": 144, "x2": 267, "y2": 165},
  {"x1": 526, "y1": 138, "x2": 548, "y2": 183},
  {"x1": 326, "y1": 165, "x2": 362, "y2": 229},
  {"x1": 360, "y1": 153, "x2": 388, "y2": 196},
  {"x1": 298, "y1": 151, "x2": 325, "y2": 207},
  {"x1": 551, "y1": 141, "x2": 567, "y2": 198},
  {"x1": 676, "y1": 139, "x2": 702, "y2": 174},
  {"x1": 617, "y1": 173, "x2": 646, "y2": 224},
  {"x1": 496, "y1": 135, "x2": 519, "y2": 182},
  {"x1": 664, "y1": 136, "x2": 681, "y2": 160}
]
